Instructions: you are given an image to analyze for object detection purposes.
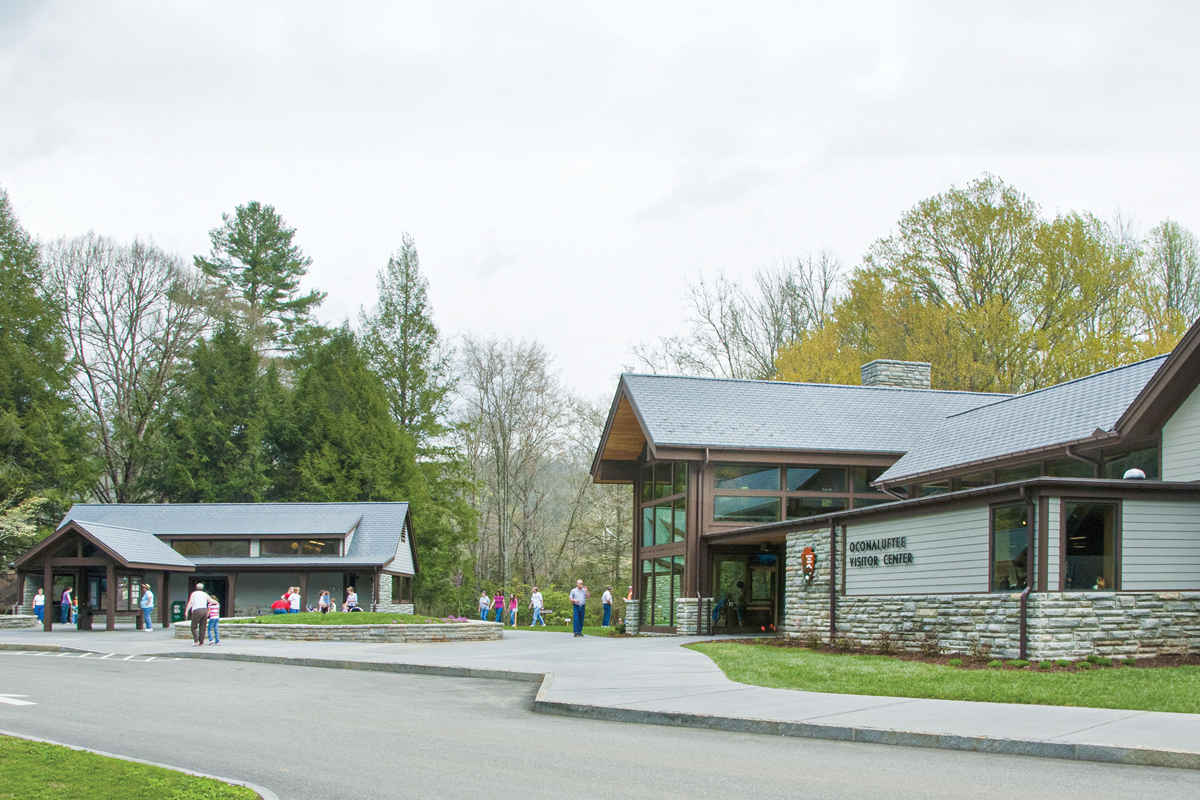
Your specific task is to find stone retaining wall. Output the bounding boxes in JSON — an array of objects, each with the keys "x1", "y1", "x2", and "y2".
[
  {"x1": 784, "y1": 529, "x2": 1200, "y2": 659},
  {"x1": 0, "y1": 615, "x2": 38, "y2": 629},
  {"x1": 173, "y1": 620, "x2": 503, "y2": 643},
  {"x1": 674, "y1": 597, "x2": 713, "y2": 635}
]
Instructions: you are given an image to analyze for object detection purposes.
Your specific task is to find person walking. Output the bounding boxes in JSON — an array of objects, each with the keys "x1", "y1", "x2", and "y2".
[
  {"x1": 491, "y1": 590, "x2": 505, "y2": 623},
  {"x1": 60, "y1": 585, "x2": 73, "y2": 625},
  {"x1": 184, "y1": 583, "x2": 210, "y2": 646},
  {"x1": 601, "y1": 585, "x2": 613, "y2": 627},
  {"x1": 206, "y1": 593, "x2": 221, "y2": 645},
  {"x1": 529, "y1": 586, "x2": 545, "y2": 627},
  {"x1": 508, "y1": 593, "x2": 519, "y2": 626},
  {"x1": 479, "y1": 591, "x2": 491, "y2": 621},
  {"x1": 569, "y1": 580, "x2": 589, "y2": 637},
  {"x1": 32, "y1": 588, "x2": 44, "y2": 623},
  {"x1": 140, "y1": 583, "x2": 154, "y2": 631}
]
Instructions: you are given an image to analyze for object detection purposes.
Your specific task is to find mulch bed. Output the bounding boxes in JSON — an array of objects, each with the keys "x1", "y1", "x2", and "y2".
[{"x1": 720, "y1": 637, "x2": 1200, "y2": 671}]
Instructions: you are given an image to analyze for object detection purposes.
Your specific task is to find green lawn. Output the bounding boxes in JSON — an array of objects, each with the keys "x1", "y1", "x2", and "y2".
[
  {"x1": 688, "y1": 643, "x2": 1200, "y2": 714},
  {"x1": 228, "y1": 611, "x2": 472, "y2": 625},
  {"x1": 0, "y1": 735, "x2": 257, "y2": 799}
]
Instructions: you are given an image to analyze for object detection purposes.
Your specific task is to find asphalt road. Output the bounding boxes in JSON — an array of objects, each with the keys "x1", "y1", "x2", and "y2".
[{"x1": 1, "y1": 652, "x2": 1196, "y2": 800}]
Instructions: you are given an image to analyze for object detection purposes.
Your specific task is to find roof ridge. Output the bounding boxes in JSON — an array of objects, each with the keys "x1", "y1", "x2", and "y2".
[
  {"x1": 942, "y1": 354, "x2": 1169, "y2": 420},
  {"x1": 69, "y1": 501, "x2": 407, "y2": 508},
  {"x1": 71, "y1": 519, "x2": 153, "y2": 534},
  {"x1": 621, "y1": 372, "x2": 1007, "y2": 398}
]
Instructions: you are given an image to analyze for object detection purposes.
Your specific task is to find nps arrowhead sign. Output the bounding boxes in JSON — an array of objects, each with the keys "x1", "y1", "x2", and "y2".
[
  {"x1": 801, "y1": 546, "x2": 817, "y2": 585},
  {"x1": 0, "y1": 695, "x2": 35, "y2": 706}
]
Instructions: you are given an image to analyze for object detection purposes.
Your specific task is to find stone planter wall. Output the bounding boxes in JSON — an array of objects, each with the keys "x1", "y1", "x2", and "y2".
[
  {"x1": 784, "y1": 529, "x2": 1200, "y2": 659},
  {"x1": 0, "y1": 615, "x2": 38, "y2": 629},
  {"x1": 624, "y1": 601, "x2": 640, "y2": 635},
  {"x1": 174, "y1": 620, "x2": 503, "y2": 643},
  {"x1": 673, "y1": 597, "x2": 713, "y2": 635}
]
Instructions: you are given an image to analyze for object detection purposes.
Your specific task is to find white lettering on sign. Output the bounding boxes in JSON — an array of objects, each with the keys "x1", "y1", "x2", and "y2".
[{"x1": 847, "y1": 538, "x2": 914, "y2": 568}]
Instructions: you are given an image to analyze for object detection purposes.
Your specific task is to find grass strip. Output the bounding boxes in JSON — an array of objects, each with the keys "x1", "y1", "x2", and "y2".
[
  {"x1": 688, "y1": 642, "x2": 1200, "y2": 714},
  {"x1": 228, "y1": 611, "x2": 469, "y2": 625},
  {"x1": 0, "y1": 735, "x2": 257, "y2": 799}
]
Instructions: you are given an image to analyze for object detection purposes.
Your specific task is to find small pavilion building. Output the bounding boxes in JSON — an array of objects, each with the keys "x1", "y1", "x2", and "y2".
[{"x1": 15, "y1": 501, "x2": 418, "y2": 628}]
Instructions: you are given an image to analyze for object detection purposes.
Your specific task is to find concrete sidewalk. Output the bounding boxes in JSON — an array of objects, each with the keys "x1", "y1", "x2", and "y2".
[{"x1": 3, "y1": 625, "x2": 1198, "y2": 769}]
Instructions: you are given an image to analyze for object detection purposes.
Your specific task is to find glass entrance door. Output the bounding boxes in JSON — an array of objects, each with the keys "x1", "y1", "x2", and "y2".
[{"x1": 711, "y1": 551, "x2": 779, "y2": 633}]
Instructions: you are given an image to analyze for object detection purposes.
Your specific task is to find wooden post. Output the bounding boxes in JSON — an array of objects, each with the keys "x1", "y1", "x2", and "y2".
[
  {"x1": 227, "y1": 572, "x2": 237, "y2": 618},
  {"x1": 105, "y1": 561, "x2": 116, "y2": 631},
  {"x1": 159, "y1": 571, "x2": 168, "y2": 628},
  {"x1": 43, "y1": 561, "x2": 53, "y2": 632},
  {"x1": 299, "y1": 573, "x2": 308, "y2": 613}
]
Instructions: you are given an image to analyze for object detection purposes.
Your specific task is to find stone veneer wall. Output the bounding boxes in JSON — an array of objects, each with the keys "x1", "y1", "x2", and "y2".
[
  {"x1": 374, "y1": 575, "x2": 413, "y2": 615},
  {"x1": 174, "y1": 620, "x2": 502, "y2": 643},
  {"x1": 859, "y1": 359, "x2": 932, "y2": 389},
  {"x1": 624, "y1": 601, "x2": 640, "y2": 635},
  {"x1": 0, "y1": 615, "x2": 39, "y2": 629},
  {"x1": 785, "y1": 529, "x2": 1200, "y2": 659},
  {"x1": 674, "y1": 597, "x2": 713, "y2": 635}
]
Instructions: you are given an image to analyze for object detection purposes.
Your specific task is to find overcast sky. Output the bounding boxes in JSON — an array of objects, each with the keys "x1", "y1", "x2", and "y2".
[{"x1": 3, "y1": 1, "x2": 1199, "y2": 399}]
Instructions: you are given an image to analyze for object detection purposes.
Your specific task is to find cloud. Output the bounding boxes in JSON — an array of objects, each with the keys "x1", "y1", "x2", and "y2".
[{"x1": 636, "y1": 163, "x2": 778, "y2": 221}]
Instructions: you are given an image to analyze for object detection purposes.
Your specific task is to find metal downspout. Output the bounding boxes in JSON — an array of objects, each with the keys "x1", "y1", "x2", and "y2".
[
  {"x1": 1019, "y1": 486, "x2": 1036, "y2": 660},
  {"x1": 1064, "y1": 444, "x2": 1102, "y2": 478}
]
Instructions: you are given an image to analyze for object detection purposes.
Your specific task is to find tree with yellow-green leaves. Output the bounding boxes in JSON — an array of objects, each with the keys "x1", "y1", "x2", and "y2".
[{"x1": 776, "y1": 175, "x2": 1184, "y2": 393}]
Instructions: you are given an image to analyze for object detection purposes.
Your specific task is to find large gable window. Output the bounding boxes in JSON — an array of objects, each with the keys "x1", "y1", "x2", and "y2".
[
  {"x1": 640, "y1": 462, "x2": 687, "y2": 547},
  {"x1": 260, "y1": 539, "x2": 340, "y2": 556}
]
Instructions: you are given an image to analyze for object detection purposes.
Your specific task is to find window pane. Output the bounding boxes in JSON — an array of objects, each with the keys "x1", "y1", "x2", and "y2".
[
  {"x1": 959, "y1": 472, "x2": 993, "y2": 489},
  {"x1": 1103, "y1": 448, "x2": 1159, "y2": 480},
  {"x1": 787, "y1": 467, "x2": 846, "y2": 492},
  {"x1": 672, "y1": 461, "x2": 687, "y2": 496},
  {"x1": 997, "y1": 465, "x2": 1040, "y2": 483},
  {"x1": 261, "y1": 539, "x2": 299, "y2": 556},
  {"x1": 171, "y1": 540, "x2": 210, "y2": 557},
  {"x1": 301, "y1": 539, "x2": 338, "y2": 556},
  {"x1": 852, "y1": 496, "x2": 892, "y2": 508},
  {"x1": 212, "y1": 540, "x2": 250, "y2": 557},
  {"x1": 1064, "y1": 502, "x2": 1117, "y2": 590},
  {"x1": 922, "y1": 481, "x2": 950, "y2": 496},
  {"x1": 852, "y1": 467, "x2": 885, "y2": 494},
  {"x1": 640, "y1": 465, "x2": 653, "y2": 502},
  {"x1": 991, "y1": 504, "x2": 1028, "y2": 591},
  {"x1": 672, "y1": 499, "x2": 687, "y2": 543},
  {"x1": 786, "y1": 496, "x2": 847, "y2": 519},
  {"x1": 655, "y1": 506, "x2": 673, "y2": 546},
  {"x1": 1046, "y1": 458, "x2": 1093, "y2": 478},
  {"x1": 642, "y1": 507, "x2": 654, "y2": 547},
  {"x1": 713, "y1": 465, "x2": 780, "y2": 491},
  {"x1": 713, "y1": 496, "x2": 781, "y2": 523},
  {"x1": 654, "y1": 462, "x2": 672, "y2": 500}
]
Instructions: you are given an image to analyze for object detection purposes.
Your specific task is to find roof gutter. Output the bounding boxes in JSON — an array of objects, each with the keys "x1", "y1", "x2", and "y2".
[{"x1": 1064, "y1": 444, "x2": 1102, "y2": 478}]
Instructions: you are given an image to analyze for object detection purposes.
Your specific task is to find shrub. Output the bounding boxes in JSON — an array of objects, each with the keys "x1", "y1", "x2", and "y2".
[
  {"x1": 947, "y1": 658, "x2": 963, "y2": 667},
  {"x1": 1085, "y1": 654, "x2": 1100, "y2": 663},
  {"x1": 1006, "y1": 659, "x2": 1031, "y2": 668},
  {"x1": 1077, "y1": 661, "x2": 1093, "y2": 670},
  {"x1": 1095, "y1": 657, "x2": 1114, "y2": 667},
  {"x1": 877, "y1": 632, "x2": 895, "y2": 655},
  {"x1": 834, "y1": 636, "x2": 856, "y2": 652},
  {"x1": 1055, "y1": 659, "x2": 1071, "y2": 668},
  {"x1": 987, "y1": 659, "x2": 1003, "y2": 668},
  {"x1": 1038, "y1": 661, "x2": 1053, "y2": 670},
  {"x1": 614, "y1": 622, "x2": 627, "y2": 635},
  {"x1": 967, "y1": 637, "x2": 992, "y2": 660},
  {"x1": 804, "y1": 632, "x2": 822, "y2": 650},
  {"x1": 920, "y1": 631, "x2": 941, "y2": 657},
  {"x1": 1121, "y1": 658, "x2": 1137, "y2": 666}
]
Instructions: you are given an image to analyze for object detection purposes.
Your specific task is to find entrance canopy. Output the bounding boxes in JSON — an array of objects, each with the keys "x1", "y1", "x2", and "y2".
[{"x1": 14, "y1": 520, "x2": 194, "y2": 631}]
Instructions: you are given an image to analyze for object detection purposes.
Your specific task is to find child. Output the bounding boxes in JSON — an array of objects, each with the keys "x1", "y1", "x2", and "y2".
[
  {"x1": 508, "y1": 593, "x2": 519, "y2": 626},
  {"x1": 318, "y1": 591, "x2": 330, "y2": 614},
  {"x1": 479, "y1": 591, "x2": 490, "y2": 621},
  {"x1": 206, "y1": 594, "x2": 221, "y2": 645}
]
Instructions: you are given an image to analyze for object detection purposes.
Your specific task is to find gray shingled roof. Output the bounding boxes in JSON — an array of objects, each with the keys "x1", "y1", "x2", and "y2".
[
  {"x1": 622, "y1": 374, "x2": 1004, "y2": 454},
  {"x1": 878, "y1": 355, "x2": 1169, "y2": 484},
  {"x1": 72, "y1": 520, "x2": 196, "y2": 568},
  {"x1": 60, "y1": 503, "x2": 413, "y2": 572}
]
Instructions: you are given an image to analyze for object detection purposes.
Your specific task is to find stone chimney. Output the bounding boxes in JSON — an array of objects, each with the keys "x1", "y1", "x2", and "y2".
[{"x1": 860, "y1": 359, "x2": 931, "y2": 389}]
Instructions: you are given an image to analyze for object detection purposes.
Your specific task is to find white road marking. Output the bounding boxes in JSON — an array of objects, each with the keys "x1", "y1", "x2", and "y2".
[
  {"x1": 0, "y1": 694, "x2": 35, "y2": 706},
  {"x1": 100, "y1": 653, "x2": 114, "y2": 659},
  {"x1": 123, "y1": 655, "x2": 135, "y2": 660}
]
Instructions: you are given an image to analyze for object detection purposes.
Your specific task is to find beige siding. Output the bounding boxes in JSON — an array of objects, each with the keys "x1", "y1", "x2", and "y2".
[
  {"x1": 1046, "y1": 498, "x2": 1060, "y2": 591},
  {"x1": 1162, "y1": 386, "x2": 1200, "y2": 480},
  {"x1": 1121, "y1": 499, "x2": 1200, "y2": 590},
  {"x1": 844, "y1": 506, "x2": 989, "y2": 595}
]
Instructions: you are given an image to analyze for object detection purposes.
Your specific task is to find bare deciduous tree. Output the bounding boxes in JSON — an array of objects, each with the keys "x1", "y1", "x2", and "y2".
[
  {"x1": 45, "y1": 234, "x2": 211, "y2": 503},
  {"x1": 630, "y1": 251, "x2": 842, "y2": 379}
]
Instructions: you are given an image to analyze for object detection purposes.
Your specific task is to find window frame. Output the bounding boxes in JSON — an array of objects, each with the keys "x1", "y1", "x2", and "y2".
[
  {"x1": 1058, "y1": 497, "x2": 1122, "y2": 591},
  {"x1": 988, "y1": 501, "x2": 1031, "y2": 593}
]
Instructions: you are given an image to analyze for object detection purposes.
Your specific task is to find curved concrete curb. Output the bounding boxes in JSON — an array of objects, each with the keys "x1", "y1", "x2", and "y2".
[
  {"x1": 27, "y1": 647, "x2": 1200, "y2": 771},
  {"x1": 0, "y1": 728, "x2": 279, "y2": 800}
]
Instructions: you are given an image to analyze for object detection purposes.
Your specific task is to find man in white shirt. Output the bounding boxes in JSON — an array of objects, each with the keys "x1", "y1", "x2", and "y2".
[
  {"x1": 601, "y1": 586, "x2": 614, "y2": 627},
  {"x1": 529, "y1": 586, "x2": 545, "y2": 627},
  {"x1": 568, "y1": 580, "x2": 589, "y2": 637},
  {"x1": 139, "y1": 583, "x2": 155, "y2": 631},
  {"x1": 184, "y1": 583, "x2": 210, "y2": 646}
]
